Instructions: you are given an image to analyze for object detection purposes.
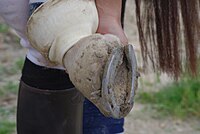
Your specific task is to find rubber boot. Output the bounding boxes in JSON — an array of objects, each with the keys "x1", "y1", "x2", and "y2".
[{"x1": 17, "y1": 81, "x2": 84, "y2": 134}]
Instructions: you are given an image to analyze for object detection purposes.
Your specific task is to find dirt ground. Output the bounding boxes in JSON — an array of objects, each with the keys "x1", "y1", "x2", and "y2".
[{"x1": 0, "y1": 0, "x2": 199, "y2": 134}]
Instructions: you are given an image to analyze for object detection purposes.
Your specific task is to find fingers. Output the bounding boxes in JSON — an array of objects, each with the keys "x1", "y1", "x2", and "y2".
[{"x1": 97, "y1": 21, "x2": 128, "y2": 45}]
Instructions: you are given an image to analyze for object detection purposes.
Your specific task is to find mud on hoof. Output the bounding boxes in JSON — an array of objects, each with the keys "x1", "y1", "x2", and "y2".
[
  {"x1": 64, "y1": 34, "x2": 139, "y2": 118},
  {"x1": 101, "y1": 44, "x2": 139, "y2": 118}
]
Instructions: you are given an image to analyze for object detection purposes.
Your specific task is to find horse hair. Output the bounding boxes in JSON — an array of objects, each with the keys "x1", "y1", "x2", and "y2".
[{"x1": 135, "y1": 0, "x2": 200, "y2": 78}]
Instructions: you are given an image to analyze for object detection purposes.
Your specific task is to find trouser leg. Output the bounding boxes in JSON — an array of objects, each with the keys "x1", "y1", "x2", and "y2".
[
  {"x1": 17, "y1": 81, "x2": 84, "y2": 134},
  {"x1": 83, "y1": 99, "x2": 124, "y2": 134}
]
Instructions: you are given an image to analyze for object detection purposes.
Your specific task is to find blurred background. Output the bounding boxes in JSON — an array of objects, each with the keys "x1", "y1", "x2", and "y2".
[{"x1": 0, "y1": 0, "x2": 199, "y2": 134}]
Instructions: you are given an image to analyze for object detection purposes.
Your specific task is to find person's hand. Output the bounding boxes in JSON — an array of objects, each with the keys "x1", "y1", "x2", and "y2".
[
  {"x1": 96, "y1": 0, "x2": 128, "y2": 45},
  {"x1": 97, "y1": 18, "x2": 128, "y2": 45}
]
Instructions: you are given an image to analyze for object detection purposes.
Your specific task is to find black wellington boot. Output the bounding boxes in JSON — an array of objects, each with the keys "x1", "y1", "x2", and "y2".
[{"x1": 17, "y1": 81, "x2": 84, "y2": 134}]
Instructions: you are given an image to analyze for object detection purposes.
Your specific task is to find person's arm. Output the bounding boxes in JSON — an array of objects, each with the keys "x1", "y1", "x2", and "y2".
[
  {"x1": 0, "y1": 0, "x2": 29, "y2": 39},
  {"x1": 96, "y1": 0, "x2": 128, "y2": 45}
]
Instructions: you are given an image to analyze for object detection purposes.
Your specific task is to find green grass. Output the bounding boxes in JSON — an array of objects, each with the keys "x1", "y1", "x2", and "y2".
[
  {"x1": 0, "y1": 107, "x2": 16, "y2": 134},
  {"x1": 0, "y1": 65, "x2": 5, "y2": 81},
  {"x1": 0, "y1": 58, "x2": 24, "y2": 77},
  {"x1": 0, "y1": 57, "x2": 23, "y2": 134},
  {"x1": 3, "y1": 81, "x2": 19, "y2": 94},
  {"x1": 137, "y1": 75, "x2": 200, "y2": 119},
  {"x1": 0, "y1": 120, "x2": 15, "y2": 134},
  {"x1": 0, "y1": 107, "x2": 15, "y2": 118},
  {"x1": 0, "y1": 24, "x2": 9, "y2": 33},
  {"x1": 6, "y1": 58, "x2": 25, "y2": 75},
  {"x1": 0, "y1": 82, "x2": 18, "y2": 134},
  {"x1": 14, "y1": 58, "x2": 24, "y2": 71},
  {"x1": 0, "y1": 81, "x2": 18, "y2": 97}
]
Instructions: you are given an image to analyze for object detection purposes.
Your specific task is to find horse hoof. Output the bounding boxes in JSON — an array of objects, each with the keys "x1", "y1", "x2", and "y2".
[{"x1": 101, "y1": 44, "x2": 139, "y2": 118}]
